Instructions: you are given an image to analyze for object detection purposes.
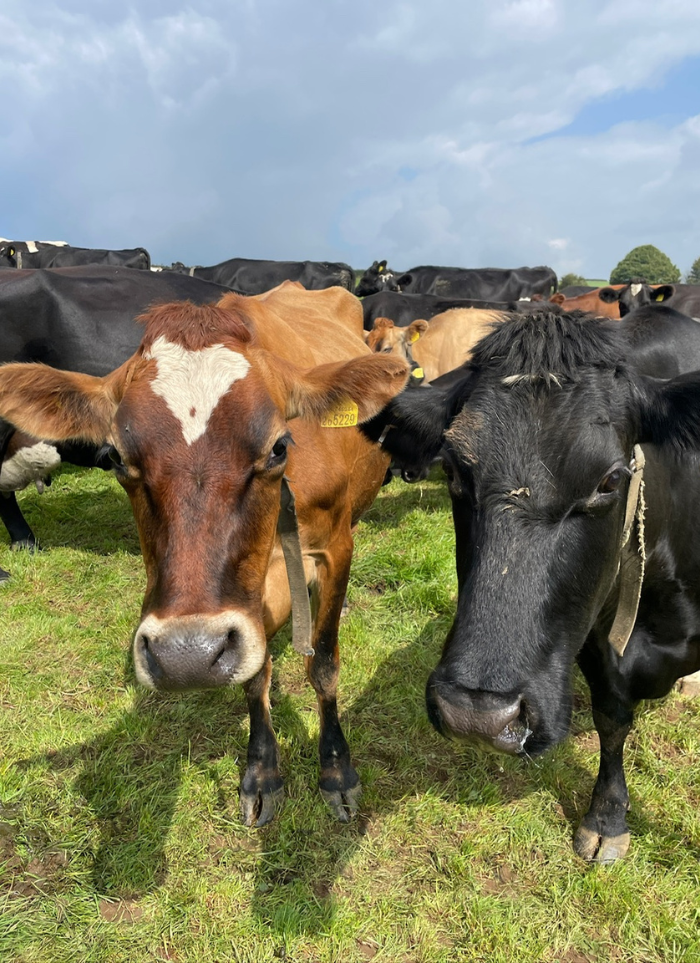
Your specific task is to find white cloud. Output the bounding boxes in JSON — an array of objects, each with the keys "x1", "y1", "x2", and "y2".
[{"x1": 1, "y1": 0, "x2": 700, "y2": 276}]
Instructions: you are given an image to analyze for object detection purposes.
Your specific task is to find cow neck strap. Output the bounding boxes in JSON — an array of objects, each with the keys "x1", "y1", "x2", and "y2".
[
  {"x1": 277, "y1": 476, "x2": 315, "y2": 657},
  {"x1": 608, "y1": 445, "x2": 646, "y2": 657},
  {"x1": 403, "y1": 340, "x2": 426, "y2": 385}
]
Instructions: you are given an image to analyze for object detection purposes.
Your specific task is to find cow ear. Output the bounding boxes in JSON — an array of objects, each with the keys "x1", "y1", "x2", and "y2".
[
  {"x1": 598, "y1": 287, "x2": 620, "y2": 303},
  {"x1": 550, "y1": 293, "x2": 566, "y2": 304},
  {"x1": 635, "y1": 371, "x2": 700, "y2": 450},
  {"x1": 289, "y1": 355, "x2": 410, "y2": 423},
  {"x1": 0, "y1": 358, "x2": 135, "y2": 444},
  {"x1": 396, "y1": 273, "x2": 413, "y2": 288},
  {"x1": 378, "y1": 260, "x2": 387, "y2": 271},
  {"x1": 406, "y1": 319, "x2": 429, "y2": 343},
  {"x1": 653, "y1": 284, "x2": 675, "y2": 303},
  {"x1": 252, "y1": 349, "x2": 409, "y2": 424}
]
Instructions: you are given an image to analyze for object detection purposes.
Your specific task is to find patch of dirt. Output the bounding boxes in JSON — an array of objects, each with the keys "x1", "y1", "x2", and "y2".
[
  {"x1": 356, "y1": 939, "x2": 379, "y2": 959},
  {"x1": 98, "y1": 898, "x2": 144, "y2": 923},
  {"x1": 478, "y1": 861, "x2": 520, "y2": 897}
]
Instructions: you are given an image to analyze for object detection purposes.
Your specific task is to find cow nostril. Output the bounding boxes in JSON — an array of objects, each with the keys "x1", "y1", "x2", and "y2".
[{"x1": 210, "y1": 629, "x2": 239, "y2": 668}]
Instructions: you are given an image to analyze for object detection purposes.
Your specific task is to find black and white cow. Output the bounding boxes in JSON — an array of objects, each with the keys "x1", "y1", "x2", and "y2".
[
  {"x1": 0, "y1": 243, "x2": 151, "y2": 270},
  {"x1": 362, "y1": 305, "x2": 700, "y2": 862},
  {"x1": 355, "y1": 263, "x2": 557, "y2": 300},
  {"x1": 598, "y1": 279, "x2": 675, "y2": 317}
]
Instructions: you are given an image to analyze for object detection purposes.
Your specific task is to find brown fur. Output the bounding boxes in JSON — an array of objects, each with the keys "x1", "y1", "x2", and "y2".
[{"x1": 368, "y1": 309, "x2": 506, "y2": 382}]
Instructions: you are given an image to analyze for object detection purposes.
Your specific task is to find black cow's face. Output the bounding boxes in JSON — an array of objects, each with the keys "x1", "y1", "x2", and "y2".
[
  {"x1": 427, "y1": 369, "x2": 635, "y2": 756},
  {"x1": 362, "y1": 312, "x2": 700, "y2": 760},
  {"x1": 599, "y1": 280, "x2": 675, "y2": 317},
  {"x1": 356, "y1": 260, "x2": 401, "y2": 297}
]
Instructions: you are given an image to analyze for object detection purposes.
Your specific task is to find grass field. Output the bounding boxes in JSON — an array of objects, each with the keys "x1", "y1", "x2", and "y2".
[{"x1": 2, "y1": 465, "x2": 700, "y2": 962}]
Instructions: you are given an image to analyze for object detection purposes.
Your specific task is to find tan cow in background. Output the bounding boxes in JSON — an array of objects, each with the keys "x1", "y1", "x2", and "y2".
[{"x1": 367, "y1": 309, "x2": 507, "y2": 382}]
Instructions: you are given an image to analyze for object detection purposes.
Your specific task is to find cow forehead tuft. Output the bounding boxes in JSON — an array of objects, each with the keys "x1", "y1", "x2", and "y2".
[{"x1": 144, "y1": 336, "x2": 251, "y2": 445}]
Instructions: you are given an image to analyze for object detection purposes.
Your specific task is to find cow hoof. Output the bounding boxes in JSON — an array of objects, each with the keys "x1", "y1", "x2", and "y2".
[
  {"x1": 676, "y1": 670, "x2": 700, "y2": 697},
  {"x1": 574, "y1": 825, "x2": 631, "y2": 864},
  {"x1": 239, "y1": 778, "x2": 284, "y2": 828},
  {"x1": 320, "y1": 782, "x2": 362, "y2": 823},
  {"x1": 10, "y1": 538, "x2": 40, "y2": 553},
  {"x1": 0, "y1": 567, "x2": 10, "y2": 584}
]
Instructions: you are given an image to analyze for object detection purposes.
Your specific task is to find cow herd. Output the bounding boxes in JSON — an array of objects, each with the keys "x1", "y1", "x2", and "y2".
[{"x1": 2, "y1": 241, "x2": 700, "y2": 867}]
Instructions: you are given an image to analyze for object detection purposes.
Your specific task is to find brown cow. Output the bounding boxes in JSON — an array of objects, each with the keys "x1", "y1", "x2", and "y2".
[
  {"x1": 367, "y1": 309, "x2": 506, "y2": 382},
  {"x1": 549, "y1": 287, "x2": 622, "y2": 318},
  {"x1": 0, "y1": 285, "x2": 408, "y2": 825}
]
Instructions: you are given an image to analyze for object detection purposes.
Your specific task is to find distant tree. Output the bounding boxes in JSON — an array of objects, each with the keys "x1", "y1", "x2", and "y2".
[
  {"x1": 559, "y1": 273, "x2": 587, "y2": 288},
  {"x1": 609, "y1": 245, "x2": 681, "y2": 285},
  {"x1": 686, "y1": 257, "x2": 700, "y2": 284}
]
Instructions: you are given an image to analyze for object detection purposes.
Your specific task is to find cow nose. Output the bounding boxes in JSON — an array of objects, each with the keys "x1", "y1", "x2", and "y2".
[
  {"x1": 133, "y1": 612, "x2": 265, "y2": 689},
  {"x1": 426, "y1": 674, "x2": 530, "y2": 755}
]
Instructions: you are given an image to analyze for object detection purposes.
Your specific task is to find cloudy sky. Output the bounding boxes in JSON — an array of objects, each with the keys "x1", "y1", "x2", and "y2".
[{"x1": 2, "y1": 0, "x2": 700, "y2": 280}]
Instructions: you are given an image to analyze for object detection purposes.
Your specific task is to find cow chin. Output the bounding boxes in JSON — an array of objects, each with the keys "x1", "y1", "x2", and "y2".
[{"x1": 132, "y1": 611, "x2": 267, "y2": 691}]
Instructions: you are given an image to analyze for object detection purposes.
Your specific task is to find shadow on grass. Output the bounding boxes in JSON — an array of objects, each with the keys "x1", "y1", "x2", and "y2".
[
  {"x1": 13, "y1": 617, "x2": 700, "y2": 933},
  {"x1": 9, "y1": 466, "x2": 699, "y2": 935}
]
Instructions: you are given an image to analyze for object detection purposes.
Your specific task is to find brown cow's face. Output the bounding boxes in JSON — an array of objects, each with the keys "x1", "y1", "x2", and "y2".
[
  {"x1": 0, "y1": 297, "x2": 409, "y2": 692},
  {"x1": 112, "y1": 336, "x2": 288, "y2": 690}
]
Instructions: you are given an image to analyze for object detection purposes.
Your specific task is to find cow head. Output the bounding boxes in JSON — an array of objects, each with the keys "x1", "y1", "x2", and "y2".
[
  {"x1": 0, "y1": 298, "x2": 408, "y2": 691},
  {"x1": 0, "y1": 244, "x2": 18, "y2": 268},
  {"x1": 355, "y1": 260, "x2": 401, "y2": 297},
  {"x1": 599, "y1": 279, "x2": 675, "y2": 317},
  {"x1": 362, "y1": 312, "x2": 700, "y2": 757}
]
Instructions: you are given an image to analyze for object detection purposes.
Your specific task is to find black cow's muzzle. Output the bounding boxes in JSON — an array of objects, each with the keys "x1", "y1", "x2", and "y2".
[{"x1": 426, "y1": 674, "x2": 532, "y2": 755}]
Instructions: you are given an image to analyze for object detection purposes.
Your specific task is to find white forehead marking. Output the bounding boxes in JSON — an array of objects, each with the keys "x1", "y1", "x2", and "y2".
[
  {"x1": 630, "y1": 283, "x2": 642, "y2": 296},
  {"x1": 145, "y1": 336, "x2": 250, "y2": 445}
]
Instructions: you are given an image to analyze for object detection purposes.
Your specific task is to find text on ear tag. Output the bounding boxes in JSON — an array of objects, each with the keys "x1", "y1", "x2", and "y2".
[{"x1": 321, "y1": 399, "x2": 359, "y2": 428}]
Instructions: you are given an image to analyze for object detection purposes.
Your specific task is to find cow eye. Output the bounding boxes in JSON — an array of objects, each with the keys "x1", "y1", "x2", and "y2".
[
  {"x1": 267, "y1": 434, "x2": 291, "y2": 469},
  {"x1": 598, "y1": 468, "x2": 625, "y2": 494},
  {"x1": 107, "y1": 445, "x2": 125, "y2": 470}
]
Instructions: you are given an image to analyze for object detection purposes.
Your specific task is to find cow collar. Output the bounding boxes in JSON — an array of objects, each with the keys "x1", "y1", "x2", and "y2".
[
  {"x1": 608, "y1": 445, "x2": 646, "y2": 657},
  {"x1": 277, "y1": 476, "x2": 315, "y2": 657},
  {"x1": 403, "y1": 340, "x2": 425, "y2": 385}
]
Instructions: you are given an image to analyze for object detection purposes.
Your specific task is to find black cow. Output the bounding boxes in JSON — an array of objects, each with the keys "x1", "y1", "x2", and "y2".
[
  {"x1": 361, "y1": 290, "x2": 561, "y2": 330},
  {"x1": 356, "y1": 263, "x2": 557, "y2": 300},
  {"x1": 355, "y1": 260, "x2": 402, "y2": 297},
  {"x1": 0, "y1": 243, "x2": 151, "y2": 271},
  {"x1": 164, "y1": 257, "x2": 355, "y2": 293},
  {"x1": 0, "y1": 266, "x2": 232, "y2": 571},
  {"x1": 598, "y1": 278, "x2": 675, "y2": 317},
  {"x1": 0, "y1": 239, "x2": 69, "y2": 268},
  {"x1": 362, "y1": 305, "x2": 700, "y2": 862}
]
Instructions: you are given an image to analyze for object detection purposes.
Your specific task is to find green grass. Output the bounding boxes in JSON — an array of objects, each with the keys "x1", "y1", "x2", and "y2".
[{"x1": 2, "y1": 466, "x2": 700, "y2": 962}]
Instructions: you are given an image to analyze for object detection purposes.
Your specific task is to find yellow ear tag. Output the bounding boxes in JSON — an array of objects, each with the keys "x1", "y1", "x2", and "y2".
[
  {"x1": 9, "y1": 247, "x2": 15, "y2": 256},
  {"x1": 378, "y1": 264, "x2": 384, "y2": 272},
  {"x1": 656, "y1": 293, "x2": 665, "y2": 301},
  {"x1": 411, "y1": 367, "x2": 424, "y2": 380},
  {"x1": 321, "y1": 398, "x2": 359, "y2": 428},
  {"x1": 410, "y1": 331, "x2": 420, "y2": 343}
]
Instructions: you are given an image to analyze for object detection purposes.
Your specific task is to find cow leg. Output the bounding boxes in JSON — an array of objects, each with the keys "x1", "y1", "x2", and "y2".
[
  {"x1": 0, "y1": 492, "x2": 37, "y2": 550},
  {"x1": 573, "y1": 657, "x2": 634, "y2": 863},
  {"x1": 240, "y1": 654, "x2": 284, "y2": 828},
  {"x1": 307, "y1": 536, "x2": 360, "y2": 822}
]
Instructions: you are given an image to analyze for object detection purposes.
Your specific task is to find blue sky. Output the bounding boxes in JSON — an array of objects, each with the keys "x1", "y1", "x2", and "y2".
[{"x1": 2, "y1": 0, "x2": 699, "y2": 280}]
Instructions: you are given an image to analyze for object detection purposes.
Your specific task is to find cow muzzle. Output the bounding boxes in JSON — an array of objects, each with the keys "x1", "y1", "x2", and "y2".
[
  {"x1": 133, "y1": 611, "x2": 266, "y2": 690},
  {"x1": 426, "y1": 674, "x2": 531, "y2": 755}
]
